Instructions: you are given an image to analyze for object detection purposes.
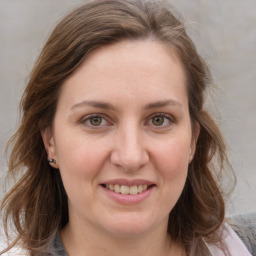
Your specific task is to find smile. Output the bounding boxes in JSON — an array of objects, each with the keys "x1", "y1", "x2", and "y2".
[
  {"x1": 103, "y1": 184, "x2": 150, "y2": 195},
  {"x1": 100, "y1": 182, "x2": 156, "y2": 204}
]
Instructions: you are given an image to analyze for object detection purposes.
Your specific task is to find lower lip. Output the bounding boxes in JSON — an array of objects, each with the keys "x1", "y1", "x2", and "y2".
[{"x1": 101, "y1": 185, "x2": 155, "y2": 205}]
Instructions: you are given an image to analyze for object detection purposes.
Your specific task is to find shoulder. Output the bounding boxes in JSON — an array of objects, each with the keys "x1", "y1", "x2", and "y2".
[
  {"x1": 228, "y1": 212, "x2": 256, "y2": 256},
  {"x1": 0, "y1": 230, "x2": 65, "y2": 256}
]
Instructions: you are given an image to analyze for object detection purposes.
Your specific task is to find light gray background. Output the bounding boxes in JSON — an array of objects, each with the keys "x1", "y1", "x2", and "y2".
[{"x1": 0, "y1": 0, "x2": 255, "y2": 215}]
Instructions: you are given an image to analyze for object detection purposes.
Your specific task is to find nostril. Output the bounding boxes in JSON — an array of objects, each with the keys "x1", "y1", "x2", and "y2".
[
  {"x1": 110, "y1": 140, "x2": 149, "y2": 171},
  {"x1": 110, "y1": 152, "x2": 149, "y2": 171}
]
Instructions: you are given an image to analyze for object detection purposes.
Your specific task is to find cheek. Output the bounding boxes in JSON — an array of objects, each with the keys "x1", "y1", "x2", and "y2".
[
  {"x1": 153, "y1": 137, "x2": 191, "y2": 188},
  {"x1": 54, "y1": 137, "x2": 110, "y2": 210},
  {"x1": 56, "y1": 132, "x2": 106, "y2": 172},
  {"x1": 54, "y1": 134, "x2": 110, "y2": 196},
  {"x1": 147, "y1": 138, "x2": 191, "y2": 219},
  {"x1": 156, "y1": 136, "x2": 191, "y2": 167}
]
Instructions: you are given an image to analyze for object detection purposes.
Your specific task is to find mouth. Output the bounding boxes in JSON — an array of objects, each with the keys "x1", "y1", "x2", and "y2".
[{"x1": 101, "y1": 184, "x2": 155, "y2": 195}]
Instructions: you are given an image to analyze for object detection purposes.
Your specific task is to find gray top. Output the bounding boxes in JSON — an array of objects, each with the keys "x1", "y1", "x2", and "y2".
[
  {"x1": 228, "y1": 212, "x2": 256, "y2": 255},
  {"x1": 47, "y1": 233, "x2": 68, "y2": 256},
  {"x1": 49, "y1": 212, "x2": 256, "y2": 256}
]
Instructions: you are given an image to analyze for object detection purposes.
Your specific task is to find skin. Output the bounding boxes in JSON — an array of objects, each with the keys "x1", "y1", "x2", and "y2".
[{"x1": 42, "y1": 39, "x2": 199, "y2": 256}]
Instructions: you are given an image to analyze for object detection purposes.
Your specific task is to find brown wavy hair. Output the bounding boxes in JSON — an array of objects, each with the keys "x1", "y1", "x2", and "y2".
[{"x1": 1, "y1": 0, "x2": 234, "y2": 255}]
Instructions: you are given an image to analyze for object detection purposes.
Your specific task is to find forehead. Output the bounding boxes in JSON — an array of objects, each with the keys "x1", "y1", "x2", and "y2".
[{"x1": 58, "y1": 39, "x2": 188, "y2": 110}]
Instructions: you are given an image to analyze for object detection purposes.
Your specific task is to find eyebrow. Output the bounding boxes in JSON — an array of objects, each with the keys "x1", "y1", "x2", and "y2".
[
  {"x1": 144, "y1": 99, "x2": 182, "y2": 110},
  {"x1": 71, "y1": 100, "x2": 116, "y2": 111},
  {"x1": 70, "y1": 99, "x2": 182, "y2": 111}
]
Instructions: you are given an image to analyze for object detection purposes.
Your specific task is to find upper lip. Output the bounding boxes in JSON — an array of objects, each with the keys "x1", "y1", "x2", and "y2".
[{"x1": 101, "y1": 179, "x2": 155, "y2": 186}]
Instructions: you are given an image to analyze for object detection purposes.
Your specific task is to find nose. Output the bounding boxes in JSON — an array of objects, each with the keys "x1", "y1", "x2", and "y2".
[{"x1": 110, "y1": 126, "x2": 149, "y2": 171}]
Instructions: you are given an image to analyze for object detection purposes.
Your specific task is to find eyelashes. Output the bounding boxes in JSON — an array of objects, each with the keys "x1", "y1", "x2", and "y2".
[
  {"x1": 146, "y1": 113, "x2": 175, "y2": 127},
  {"x1": 80, "y1": 114, "x2": 110, "y2": 128},
  {"x1": 86, "y1": 115, "x2": 107, "y2": 126},
  {"x1": 79, "y1": 112, "x2": 175, "y2": 129}
]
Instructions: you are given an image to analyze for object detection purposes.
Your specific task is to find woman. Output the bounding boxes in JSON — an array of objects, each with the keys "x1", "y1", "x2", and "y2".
[{"x1": 0, "y1": 0, "x2": 253, "y2": 255}]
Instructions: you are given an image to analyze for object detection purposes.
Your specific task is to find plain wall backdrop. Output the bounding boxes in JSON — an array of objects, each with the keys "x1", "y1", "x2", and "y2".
[{"x1": 0, "y1": 0, "x2": 255, "y2": 215}]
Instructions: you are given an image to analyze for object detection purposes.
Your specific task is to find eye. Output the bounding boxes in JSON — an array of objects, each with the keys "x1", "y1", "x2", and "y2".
[
  {"x1": 152, "y1": 116, "x2": 165, "y2": 126},
  {"x1": 147, "y1": 113, "x2": 174, "y2": 128},
  {"x1": 81, "y1": 114, "x2": 110, "y2": 128},
  {"x1": 89, "y1": 116, "x2": 103, "y2": 126}
]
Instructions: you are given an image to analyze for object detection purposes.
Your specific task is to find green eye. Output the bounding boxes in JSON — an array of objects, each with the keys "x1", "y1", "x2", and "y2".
[
  {"x1": 89, "y1": 116, "x2": 102, "y2": 126},
  {"x1": 81, "y1": 114, "x2": 110, "y2": 129},
  {"x1": 152, "y1": 116, "x2": 165, "y2": 126}
]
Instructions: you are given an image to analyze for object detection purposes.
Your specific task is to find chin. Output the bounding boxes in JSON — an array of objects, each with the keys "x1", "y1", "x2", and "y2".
[
  {"x1": 106, "y1": 225, "x2": 150, "y2": 238},
  {"x1": 101, "y1": 213, "x2": 163, "y2": 238}
]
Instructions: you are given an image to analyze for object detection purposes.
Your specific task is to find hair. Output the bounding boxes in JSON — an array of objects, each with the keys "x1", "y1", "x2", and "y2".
[{"x1": 1, "y1": 0, "x2": 234, "y2": 255}]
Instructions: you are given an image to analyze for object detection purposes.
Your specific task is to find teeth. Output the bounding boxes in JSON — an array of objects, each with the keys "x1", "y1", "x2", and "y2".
[
  {"x1": 129, "y1": 185, "x2": 138, "y2": 195},
  {"x1": 120, "y1": 185, "x2": 129, "y2": 195},
  {"x1": 114, "y1": 184, "x2": 120, "y2": 193},
  {"x1": 138, "y1": 185, "x2": 143, "y2": 193},
  {"x1": 105, "y1": 184, "x2": 149, "y2": 195}
]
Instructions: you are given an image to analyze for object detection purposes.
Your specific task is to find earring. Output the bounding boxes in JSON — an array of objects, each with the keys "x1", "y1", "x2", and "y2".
[{"x1": 48, "y1": 158, "x2": 56, "y2": 165}]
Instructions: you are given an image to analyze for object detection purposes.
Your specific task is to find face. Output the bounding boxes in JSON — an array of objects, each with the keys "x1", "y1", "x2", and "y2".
[{"x1": 42, "y1": 40, "x2": 199, "y2": 238}]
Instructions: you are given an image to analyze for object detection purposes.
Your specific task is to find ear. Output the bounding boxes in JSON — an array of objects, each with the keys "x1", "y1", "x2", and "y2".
[
  {"x1": 41, "y1": 127, "x2": 59, "y2": 169},
  {"x1": 189, "y1": 121, "x2": 200, "y2": 163}
]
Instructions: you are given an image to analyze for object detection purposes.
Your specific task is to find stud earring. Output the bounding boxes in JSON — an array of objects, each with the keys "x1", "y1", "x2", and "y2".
[{"x1": 48, "y1": 158, "x2": 56, "y2": 165}]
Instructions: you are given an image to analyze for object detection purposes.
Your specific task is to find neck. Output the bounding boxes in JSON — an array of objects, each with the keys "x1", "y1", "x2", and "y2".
[{"x1": 60, "y1": 220, "x2": 186, "y2": 256}]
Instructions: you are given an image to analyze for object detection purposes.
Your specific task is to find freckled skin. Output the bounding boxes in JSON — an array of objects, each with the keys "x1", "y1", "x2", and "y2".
[{"x1": 42, "y1": 39, "x2": 198, "y2": 255}]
